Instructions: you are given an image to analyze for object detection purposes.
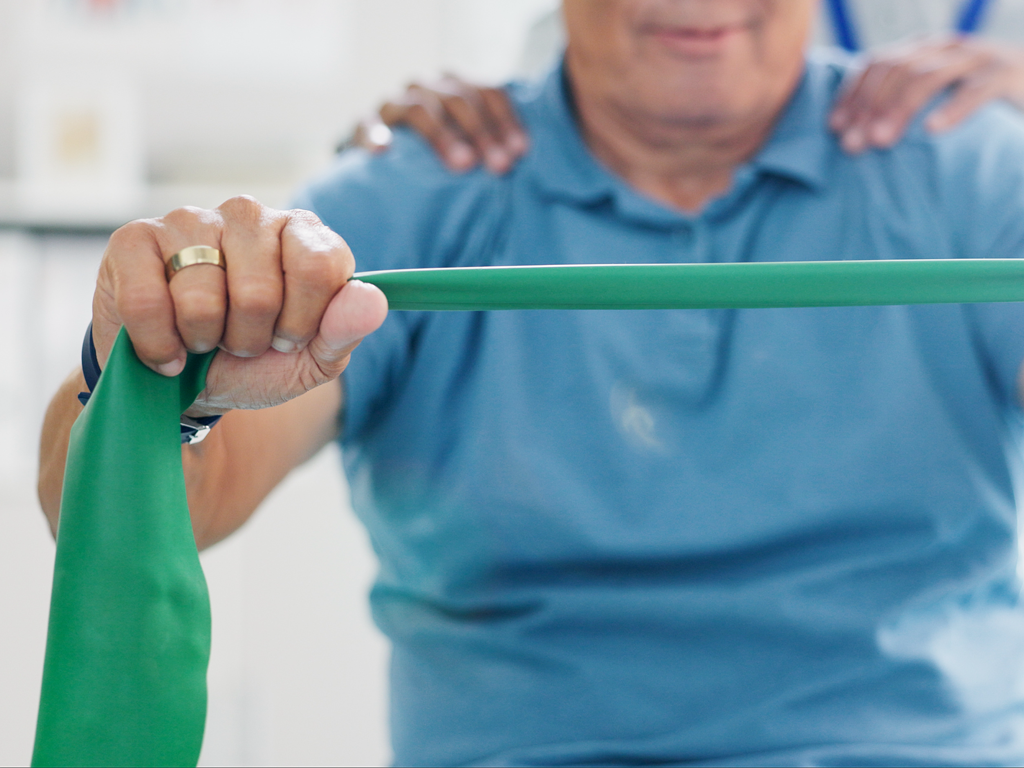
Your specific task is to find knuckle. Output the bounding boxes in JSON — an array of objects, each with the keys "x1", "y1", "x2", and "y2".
[
  {"x1": 404, "y1": 82, "x2": 430, "y2": 103},
  {"x1": 218, "y1": 194, "x2": 266, "y2": 224},
  {"x1": 229, "y1": 279, "x2": 281, "y2": 318},
  {"x1": 290, "y1": 248, "x2": 346, "y2": 285},
  {"x1": 866, "y1": 61, "x2": 893, "y2": 78},
  {"x1": 442, "y1": 92, "x2": 467, "y2": 110},
  {"x1": 175, "y1": 288, "x2": 224, "y2": 328},
  {"x1": 406, "y1": 102, "x2": 431, "y2": 122},
  {"x1": 117, "y1": 284, "x2": 167, "y2": 323},
  {"x1": 288, "y1": 207, "x2": 323, "y2": 227},
  {"x1": 904, "y1": 60, "x2": 934, "y2": 79},
  {"x1": 108, "y1": 219, "x2": 156, "y2": 253},
  {"x1": 449, "y1": 82, "x2": 478, "y2": 101},
  {"x1": 332, "y1": 239, "x2": 356, "y2": 275},
  {"x1": 161, "y1": 205, "x2": 217, "y2": 231}
]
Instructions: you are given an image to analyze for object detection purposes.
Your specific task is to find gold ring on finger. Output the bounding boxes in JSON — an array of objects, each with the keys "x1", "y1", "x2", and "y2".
[{"x1": 165, "y1": 245, "x2": 226, "y2": 281}]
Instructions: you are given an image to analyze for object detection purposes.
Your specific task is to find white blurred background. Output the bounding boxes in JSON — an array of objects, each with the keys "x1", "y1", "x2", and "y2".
[{"x1": 0, "y1": 1, "x2": 557, "y2": 765}]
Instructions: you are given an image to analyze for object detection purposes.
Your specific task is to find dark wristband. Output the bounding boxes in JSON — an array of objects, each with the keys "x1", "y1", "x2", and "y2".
[
  {"x1": 77, "y1": 322, "x2": 222, "y2": 444},
  {"x1": 77, "y1": 321, "x2": 102, "y2": 406}
]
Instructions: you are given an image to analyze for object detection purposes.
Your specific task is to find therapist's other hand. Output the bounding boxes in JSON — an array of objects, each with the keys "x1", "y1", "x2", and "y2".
[
  {"x1": 91, "y1": 197, "x2": 388, "y2": 416},
  {"x1": 830, "y1": 37, "x2": 1024, "y2": 153},
  {"x1": 351, "y1": 75, "x2": 528, "y2": 174}
]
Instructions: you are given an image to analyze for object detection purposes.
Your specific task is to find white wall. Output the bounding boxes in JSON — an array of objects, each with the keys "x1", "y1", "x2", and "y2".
[{"x1": 0, "y1": 0, "x2": 559, "y2": 191}]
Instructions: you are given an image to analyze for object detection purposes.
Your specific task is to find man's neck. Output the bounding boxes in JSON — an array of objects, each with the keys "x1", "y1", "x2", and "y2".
[{"x1": 569, "y1": 69, "x2": 782, "y2": 215}]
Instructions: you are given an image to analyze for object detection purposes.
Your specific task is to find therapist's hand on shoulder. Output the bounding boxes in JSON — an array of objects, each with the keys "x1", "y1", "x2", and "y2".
[
  {"x1": 830, "y1": 37, "x2": 1024, "y2": 152},
  {"x1": 349, "y1": 75, "x2": 529, "y2": 174},
  {"x1": 353, "y1": 37, "x2": 1024, "y2": 169},
  {"x1": 93, "y1": 196, "x2": 388, "y2": 417}
]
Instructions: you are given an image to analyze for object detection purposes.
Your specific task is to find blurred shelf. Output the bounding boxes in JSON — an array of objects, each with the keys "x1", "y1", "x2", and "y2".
[{"x1": 0, "y1": 179, "x2": 296, "y2": 235}]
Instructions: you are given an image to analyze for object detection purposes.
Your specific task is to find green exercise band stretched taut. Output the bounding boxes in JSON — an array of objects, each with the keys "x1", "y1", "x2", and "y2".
[
  {"x1": 33, "y1": 328, "x2": 215, "y2": 768},
  {"x1": 353, "y1": 259, "x2": 1024, "y2": 310},
  {"x1": 33, "y1": 259, "x2": 1024, "y2": 767}
]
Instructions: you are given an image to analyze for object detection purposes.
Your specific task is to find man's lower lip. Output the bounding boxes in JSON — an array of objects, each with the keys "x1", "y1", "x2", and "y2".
[{"x1": 650, "y1": 27, "x2": 742, "y2": 56}]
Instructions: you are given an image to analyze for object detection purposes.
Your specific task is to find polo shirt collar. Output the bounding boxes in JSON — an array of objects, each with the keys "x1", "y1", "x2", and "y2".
[
  {"x1": 524, "y1": 54, "x2": 837, "y2": 222},
  {"x1": 751, "y1": 55, "x2": 837, "y2": 193}
]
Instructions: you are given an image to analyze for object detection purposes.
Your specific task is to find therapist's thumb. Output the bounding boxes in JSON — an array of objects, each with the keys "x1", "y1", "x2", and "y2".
[{"x1": 306, "y1": 279, "x2": 389, "y2": 377}]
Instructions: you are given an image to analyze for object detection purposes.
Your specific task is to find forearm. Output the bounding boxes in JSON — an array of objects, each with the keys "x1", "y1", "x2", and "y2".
[
  {"x1": 38, "y1": 368, "x2": 343, "y2": 550},
  {"x1": 183, "y1": 380, "x2": 343, "y2": 549},
  {"x1": 38, "y1": 369, "x2": 87, "y2": 536}
]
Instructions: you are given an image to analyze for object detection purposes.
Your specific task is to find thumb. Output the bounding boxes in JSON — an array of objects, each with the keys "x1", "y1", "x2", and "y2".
[{"x1": 306, "y1": 279, "x2": 389, "y2": 377}]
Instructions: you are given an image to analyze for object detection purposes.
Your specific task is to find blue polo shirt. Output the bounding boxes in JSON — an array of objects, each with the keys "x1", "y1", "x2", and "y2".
[{"x1": 296, "y1": 54, "x2": 1024, "y2": 767}]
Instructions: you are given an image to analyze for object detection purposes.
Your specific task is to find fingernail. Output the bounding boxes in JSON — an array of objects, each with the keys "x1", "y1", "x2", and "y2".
[
  {"x1": 870, "y1": 121, "x2": 895, "y2": 145},
  {"x1": 271, "y1": 336, "x2": 297, "y2": 353},
  {"x1": 925, "y1": 113, "x2": 947, "y2": 132},
  {"x1": 842, "y1": 126, "x2": 865, "y2": 153},
  {"x1": 485, "y1": 147, "x2": 509, "y2": 172},
  {"x1": 157, "y1": 357, "x2": 185, "y2": 377},
  {"x1": 508, "y1": 132, "x2": 528, "y2": 154},
  {"x1": 449, "y1": 143, "x2": 475, "y2": 169}
]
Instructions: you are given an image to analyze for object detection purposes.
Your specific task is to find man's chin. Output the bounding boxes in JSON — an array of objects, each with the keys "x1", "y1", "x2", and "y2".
[{"x1": 648, "y1": 101, "x2": 739, "y2": 131}]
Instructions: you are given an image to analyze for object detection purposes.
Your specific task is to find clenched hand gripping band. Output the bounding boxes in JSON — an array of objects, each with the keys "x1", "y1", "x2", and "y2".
[{"x1": 33, "y1": 259, "x2": 1024, "y2": 767}]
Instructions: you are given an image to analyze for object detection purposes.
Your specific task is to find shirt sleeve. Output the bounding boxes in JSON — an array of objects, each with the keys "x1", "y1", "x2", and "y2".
[
  {"x1": 935, "y1": 103, "x2": 1024, "y2": 410},
  {"x1": 292, "y1": 131, "x2": 507, "y2": 443}
]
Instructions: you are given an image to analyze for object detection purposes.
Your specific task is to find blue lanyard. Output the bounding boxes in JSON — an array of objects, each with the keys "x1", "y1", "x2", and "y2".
[{"x1": 825, "y1": 0, "x2": 994, "y2": 52}]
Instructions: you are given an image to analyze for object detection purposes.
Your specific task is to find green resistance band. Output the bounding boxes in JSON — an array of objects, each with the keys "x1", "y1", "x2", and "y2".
[
  {"x1": 33, "y1": 328, "x2": 215, "y2": 768},
  {"x1": 33, "y1": 258, "x2": 1024, "y2": 767},
  {"x1": 353, "y1": 259, "x2": 1024, "y2": 310}
]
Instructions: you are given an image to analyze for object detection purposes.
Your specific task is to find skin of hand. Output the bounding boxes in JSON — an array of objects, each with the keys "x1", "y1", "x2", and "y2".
[
  {"x1": 90, "y1": 197, "x2": 387, "y2": 416},
  {"x1": 830, "y1": 36, "x2": 1024, "y2": 153},
  {"x1": 38, "y1": 196, "x2": 388, "y2": 546}
]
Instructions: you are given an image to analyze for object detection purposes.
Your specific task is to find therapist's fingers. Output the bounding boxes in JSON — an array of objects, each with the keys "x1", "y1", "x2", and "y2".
[
  {"x1": 433, "y1": 77, "x2": 527, "y2": 173},
  {"x1": 830, "y1": 55, "x2": 894, "y2": 152},
  {"x1": 832, "y1": 38, "x2": 1024, "y2": 153},
  {"x1": 380, "y1": 85, "x2": 479, "y2": 172},
  {"x1": 479, "y1": 85, "x2": 530, "y2": 161},
  {"x1": 831, "y1": 41, "x2": 941, "y2": 126},
  {"x1": 925, "y1": 67, "x2": 1008, "y2": 131},
  {"x1": 433, "y1": 80, "x2": 506, "y2": 173},
  {"x1": 926, "y1": 45, "x2": 1024, "y2": 130},
  {"x1": 376, "y1": 77, "x2": 528, "y2": 174},
  {"x1": 830, "y1": 41, "x2": 955, "y2": 151},
  {"x1": 853, "y1": 46, "x2": 986, "y2": 148}
]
